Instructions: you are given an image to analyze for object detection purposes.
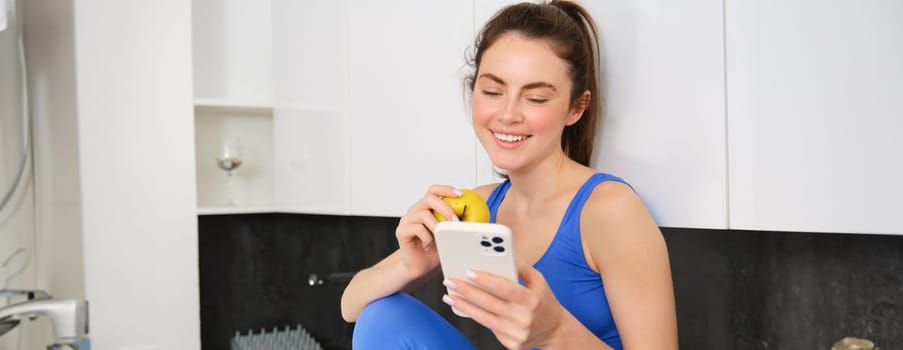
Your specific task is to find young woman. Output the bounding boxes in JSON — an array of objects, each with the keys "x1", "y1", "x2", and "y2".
[{"x1": 341, "y1": 1, "x2": 678, "y2": 349}]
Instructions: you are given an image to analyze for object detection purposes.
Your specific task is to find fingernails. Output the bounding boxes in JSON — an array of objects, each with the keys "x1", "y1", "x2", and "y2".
[
  {"x1": 453, "y1": 188, "x2": 463, "y2": 196},
  {"x1": 442, "y1": 279, "x2": 457, "y2": 290},
  {"x1": 450, "y1": 215, "x2": 460, "y2": 222},
  {"x1": 465, "y1": 269, "x2": 477, "y2": 280},
  {"x1": 442, "y1": 294, "x2": 455, "y2": 305}
]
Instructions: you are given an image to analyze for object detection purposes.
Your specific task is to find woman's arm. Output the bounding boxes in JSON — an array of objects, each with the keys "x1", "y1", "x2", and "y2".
[
  {"x1": 340, "y1": 184, "x2": 463, "y2": 322},
  {"x1": 583, "y1": 181, "x2": 679, "y2": 349},
  {"x1": 340, "y1": 249, "x2": 440, "y2": 322}
]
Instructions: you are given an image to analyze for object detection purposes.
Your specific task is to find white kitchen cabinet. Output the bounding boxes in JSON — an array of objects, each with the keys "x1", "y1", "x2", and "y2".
[
  {"x1": 346, "y1": 0, "x2": 478, "y2": 217},
  {"x1": 726, "y1": 0, "x2": 903, "y2": 235},
  {"x1": 192, "y1": 0, "x2": 275, "y2": 212},
  {"x1": 273, "y1": 0, "x2": 480, "y2": 217},
  {"x1": 191, "y1": 0, "x2": 273, "y2": 105},
  {"x1": 272, "y1": 0, "x2": 349, "y2": 214},
  {"x1": 590, "y1": 0, "x2": 728, "y2": 229},
  {"x1": 268, "y1": 0, "x2": 903, "y2": 234}
]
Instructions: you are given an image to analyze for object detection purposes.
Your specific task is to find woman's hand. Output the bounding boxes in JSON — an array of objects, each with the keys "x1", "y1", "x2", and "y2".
[
  {"x1": 395, "y1": 185, "x2": 462, "y2": 279},
  {"x1": 441, "y1": 265, "x2": 568, "y2": 350}
]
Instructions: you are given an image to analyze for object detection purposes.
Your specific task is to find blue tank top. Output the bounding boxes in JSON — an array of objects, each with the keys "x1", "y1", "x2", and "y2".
[{"x1": 486, "y1": 173, "x2": 626, "y2": 350}]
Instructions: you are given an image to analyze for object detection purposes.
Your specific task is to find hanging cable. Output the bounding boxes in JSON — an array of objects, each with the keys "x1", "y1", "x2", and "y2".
[{"x1": 0, "y1": 13, "x2": 30, "y2": 215}]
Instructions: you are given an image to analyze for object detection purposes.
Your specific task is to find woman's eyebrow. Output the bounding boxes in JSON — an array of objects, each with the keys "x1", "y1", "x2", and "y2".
[
  {"x1": 478, "y1": 73, "x2": 506, "y2": 85},
  {"x1": 522, "y1": 81, "x2": 557, "y2": 92},
  {"x1": 478, "y1": 73, "x2": 558, "y2": 92}
]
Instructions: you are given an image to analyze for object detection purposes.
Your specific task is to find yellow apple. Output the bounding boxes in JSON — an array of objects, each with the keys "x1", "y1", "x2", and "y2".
[{"x1": 432, "y1": 189, "x2": 491, "y2": 223}]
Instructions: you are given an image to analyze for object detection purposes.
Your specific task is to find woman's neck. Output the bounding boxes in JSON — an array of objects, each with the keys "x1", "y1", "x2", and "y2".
[{"x1": 504, "y1": 152, "x2": 592, "y2": 205}]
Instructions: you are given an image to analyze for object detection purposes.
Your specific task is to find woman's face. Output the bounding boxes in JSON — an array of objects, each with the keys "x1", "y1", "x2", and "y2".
[{"x1": 471, "y1": 33, "x2": 584, "y2": 174}]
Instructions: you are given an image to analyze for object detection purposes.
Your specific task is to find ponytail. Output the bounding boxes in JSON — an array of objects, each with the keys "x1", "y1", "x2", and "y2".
[{"x1": 549, "y1": 1, "x2": 600, "y2": 166}]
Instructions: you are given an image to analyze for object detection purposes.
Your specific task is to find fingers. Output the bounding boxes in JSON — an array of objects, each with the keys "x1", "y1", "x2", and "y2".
[
  {"x1": 396, "y1": 220, "x2": 433, "y2": 249},
  {"x1": 427, "y1": 184, "x2": 463, "y2": 198},
  {"x1": 406, "y1": 184, "x2": 460, "y2": 227},
  {"x1": 421, "y1": 194, "x2": 456, "y2": 226},
  {"x1": 444, "y1": 269, "x2": 554, "y2": 350},
  {"x1": 467, "y1": 268, "x2": 528, "y2": 301},
  {"x1": 396, "y1": 184, "x2": 462, "y2": 249},
  {"x1": 442, "y1": 285, "x2": 529, "y2": 348},
  {"x1": 443, "y1": 271, "x2": 527, "y2": 317},
  {"x1": 419, "y1": 185, "x2": 461, "y2": 223},
  {"x1": 442, "y1": 286, "x2": 507, "y2": 331}
]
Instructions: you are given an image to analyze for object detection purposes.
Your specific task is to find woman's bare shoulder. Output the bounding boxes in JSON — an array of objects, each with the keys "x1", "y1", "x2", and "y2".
[
  {"x1": 581, "y1": 179, "x2": 665, "y2": 272},
  {"x1": 582, "y1": 180, "x2": 658, "y2": 238},
  {"x1": 588, "y1": 179, "x2": 641, "y2": 208},
  {"x1": 472, "y1": 182, "x2": 502, "y2": 202}
]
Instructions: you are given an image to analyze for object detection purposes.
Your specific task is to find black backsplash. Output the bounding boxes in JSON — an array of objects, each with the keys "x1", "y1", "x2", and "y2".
[
  {"x1": 666, "y1": 228, "x2": 903, "y2": 348},
  {"x1": 199, "y1": 214, "x2": 902, "y2": 350}
]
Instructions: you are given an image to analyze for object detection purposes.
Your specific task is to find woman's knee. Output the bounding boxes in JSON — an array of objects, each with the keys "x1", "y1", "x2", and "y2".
[
  {"x1": 352, "y1": 293, "x2": 475, "y2": 350},
  {"x1": 356, "y1": 293, "x2": 424, "y2": 327}
]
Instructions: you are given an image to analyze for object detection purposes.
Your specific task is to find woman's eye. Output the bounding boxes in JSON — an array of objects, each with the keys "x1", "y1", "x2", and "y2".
[
  {"x1": 527, "y1": 98, "x2": 548, "y2": 104},
  {"x1": 482, "y1": 90, "x2": 502, "y2": 96}
]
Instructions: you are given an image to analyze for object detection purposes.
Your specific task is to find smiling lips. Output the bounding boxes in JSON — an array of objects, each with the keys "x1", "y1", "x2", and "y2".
[{"x1": 493, "y1": 131, "x2": 530, "y2": 143}]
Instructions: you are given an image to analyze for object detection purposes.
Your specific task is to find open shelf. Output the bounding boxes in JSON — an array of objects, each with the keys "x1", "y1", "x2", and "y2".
[
  {"x1": 196, "y1": 207, "x2": 352, "y2": 216},
  {"x1": 197, "y1": 206, "x2": 278, "y2": 215},
  {"x1": 194, "y1": 101, "x2": 275, "y2": 211},
  {"x1": 194, "y1": 98, "x2": 273, "y2": 114}
]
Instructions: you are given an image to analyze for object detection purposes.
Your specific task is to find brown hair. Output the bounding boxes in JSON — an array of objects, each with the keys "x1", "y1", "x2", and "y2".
[{"x1": 465, "y1": 1, "x2": 601, "y2": 166}]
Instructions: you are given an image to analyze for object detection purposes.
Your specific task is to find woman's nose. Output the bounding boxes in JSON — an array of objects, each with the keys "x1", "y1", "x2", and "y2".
[{"x1": 496, "y1": 98, "x2": 523, "y2": 124}]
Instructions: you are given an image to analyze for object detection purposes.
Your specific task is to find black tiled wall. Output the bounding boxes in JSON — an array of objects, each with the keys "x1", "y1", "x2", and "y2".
[
  {"x1": 198, "y1": 214, "x2": 502, "y2": 350},
  {"x1": 199, "y1": 214, "x2": 902, "y2": 350},
  {"x1": 666, "y1": 228, "x2": 902, "y2": 348}
]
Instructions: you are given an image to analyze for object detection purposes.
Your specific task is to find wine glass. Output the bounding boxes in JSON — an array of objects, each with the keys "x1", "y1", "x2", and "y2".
[{"x1": 216, "y1": 138, "x2": 243, "y2": 206}]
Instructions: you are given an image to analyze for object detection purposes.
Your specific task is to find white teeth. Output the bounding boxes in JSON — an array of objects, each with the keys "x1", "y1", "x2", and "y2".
[{"x1": 494, "y1": 133, "x2": 528, "y2": 142}]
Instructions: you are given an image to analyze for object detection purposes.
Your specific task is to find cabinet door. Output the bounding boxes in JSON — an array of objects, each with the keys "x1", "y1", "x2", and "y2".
[
  {"x1": 272, "y1": 0, "x2": 348, "y2": 214},
  {"x1": 347, "y1": 0, "x2": 477, "y2": 217},
  {"x1": 191, "y1": 0, "x2": 272, "y2": 104},
  {"x1": 726, "y1": 1, "x2": 903, "y2": 234},
  {"x1": 591, "y1": 0, "x2": 728, "y2": 229}
]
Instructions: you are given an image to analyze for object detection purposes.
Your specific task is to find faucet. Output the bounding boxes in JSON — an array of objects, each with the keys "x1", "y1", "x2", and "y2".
[{"x1": 0, "y1": 289, "x2": 89, "y2": 343}]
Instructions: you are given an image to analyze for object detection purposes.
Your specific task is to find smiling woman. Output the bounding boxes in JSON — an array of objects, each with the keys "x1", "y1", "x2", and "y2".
[{"x1": 341, "y1": 1, "x2": 678, "y2": 349}]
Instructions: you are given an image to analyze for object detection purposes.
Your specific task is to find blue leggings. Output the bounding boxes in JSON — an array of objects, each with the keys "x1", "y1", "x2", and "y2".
[{"x1": 352, "y1": 293, "x2": 477, "y2": 350}]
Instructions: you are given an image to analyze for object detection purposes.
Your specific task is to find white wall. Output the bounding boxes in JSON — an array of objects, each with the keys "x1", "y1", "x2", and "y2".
[
  {"x1": 22, "y1": 0, "x2": 201, "y2": 348},
  {"x1": 73, "y1": 0, "x2": 200, "y2": 348},
  {"x1": 23, "y1": 0, "x2": 86, "y2": 348},
  {"x1": 0, "y1": 180, "x2": 36, "y2": 350},
  {"x1": 1, "y1": 0, "x2": 39, "y2": 348}
]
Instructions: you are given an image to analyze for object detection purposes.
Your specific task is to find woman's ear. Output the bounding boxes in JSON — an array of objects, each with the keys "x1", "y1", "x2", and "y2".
[{"x1": 566, "y1": 91, "x2": 591, "y2": 126}]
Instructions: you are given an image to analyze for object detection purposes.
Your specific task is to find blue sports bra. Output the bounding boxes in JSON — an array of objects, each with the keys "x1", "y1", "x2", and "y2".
[{"x1": 485, "y1": 173, "x2": 627, "y2": 349}]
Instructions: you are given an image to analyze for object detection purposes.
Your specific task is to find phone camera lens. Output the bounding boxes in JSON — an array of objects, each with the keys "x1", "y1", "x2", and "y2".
[
  {"x1": 493, "y1": 246, "x2": 505, "y2": 253},
  {"x1": 492, "y1": 237, "x2": 504, "y2": 244},
  {"x1": 480, "y1": 240, "x2": 492, "y2": 247}
]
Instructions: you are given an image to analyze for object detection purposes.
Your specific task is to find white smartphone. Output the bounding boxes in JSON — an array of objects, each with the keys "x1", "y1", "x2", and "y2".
[{"x1": 434, "y1": 221, "x2": 518, "y2": 317}]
